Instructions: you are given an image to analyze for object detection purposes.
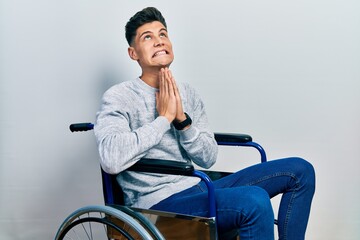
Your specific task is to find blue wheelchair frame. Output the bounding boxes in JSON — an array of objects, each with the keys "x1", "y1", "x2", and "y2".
[{"x1": 69, "y1": 123, "x2": 267, "y2": 226}]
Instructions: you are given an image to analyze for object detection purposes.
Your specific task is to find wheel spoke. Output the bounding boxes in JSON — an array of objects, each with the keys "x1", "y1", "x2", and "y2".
[{"x1": 55, "y1": 206, "x2": 163, "y2": 240}]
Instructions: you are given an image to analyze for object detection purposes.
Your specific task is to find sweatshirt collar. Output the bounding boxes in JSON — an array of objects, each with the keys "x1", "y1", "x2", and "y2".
[{"x1": 134, "y1": 77, "x2": 158, "y2": 94}]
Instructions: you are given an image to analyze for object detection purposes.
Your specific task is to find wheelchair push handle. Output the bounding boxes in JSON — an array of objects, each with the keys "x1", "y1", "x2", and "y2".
[{"x1": 69, "y1": 123, "x2": 94, "y2": 132}]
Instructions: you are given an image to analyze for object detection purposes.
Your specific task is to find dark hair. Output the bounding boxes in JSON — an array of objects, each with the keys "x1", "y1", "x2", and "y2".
[{"x1": 125, "y1": 7, "x2": 167, "y2": 46}]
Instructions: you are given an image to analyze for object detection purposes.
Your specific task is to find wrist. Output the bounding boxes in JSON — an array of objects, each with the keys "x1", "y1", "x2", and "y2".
[
  {"x1": 164, "y1": 114, "x2": 175, "y2": 123},
  {"x1": 172, "y1": 112, "x2": 192, "y2": 130}
]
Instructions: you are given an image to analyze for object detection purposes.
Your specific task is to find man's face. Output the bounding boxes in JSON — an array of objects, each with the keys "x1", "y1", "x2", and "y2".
[{"x1": 128, "y1": 21, "x2": 174, "y2": 70}]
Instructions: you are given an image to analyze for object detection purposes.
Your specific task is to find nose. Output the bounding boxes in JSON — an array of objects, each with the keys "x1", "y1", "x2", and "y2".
[{"x1": 153, "y1": 36, "x2": 164, "y2": 47}]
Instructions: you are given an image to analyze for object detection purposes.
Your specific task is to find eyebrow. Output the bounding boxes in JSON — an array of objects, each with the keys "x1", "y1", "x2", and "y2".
[{"x1": 139, "y1": 28, "x2": 168, "y2": 39}]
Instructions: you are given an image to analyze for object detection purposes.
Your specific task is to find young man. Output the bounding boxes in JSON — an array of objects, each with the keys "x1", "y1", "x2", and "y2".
[{"x1": 94, "y1": 7, "x2": 315, "y2": 240}]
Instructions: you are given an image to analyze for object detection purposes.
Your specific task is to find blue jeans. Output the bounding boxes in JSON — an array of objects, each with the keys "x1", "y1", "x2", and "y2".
[{"x1": 150, "y1": 157, "x2": 316, "y2": 240}]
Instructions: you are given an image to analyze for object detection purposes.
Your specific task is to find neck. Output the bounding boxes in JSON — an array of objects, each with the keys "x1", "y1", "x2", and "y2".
[{"x1": 139, "y1": 66, "x2": 166, "y2": 88}]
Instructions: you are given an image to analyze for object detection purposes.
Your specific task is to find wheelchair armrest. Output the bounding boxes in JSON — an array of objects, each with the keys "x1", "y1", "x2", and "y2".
[
  {"x1": 215, "y1": 132, "x2": 267, "y2": 162},
  {"x1": 69, "y1": 123, "x2": 94, "y2": 132},
  {"x1": 128, "y1": 158, "x2": 195, "y2": 176},
  {"x1": 127, "y1": 159, "x2": 216, "y2": 218},
  {"x1": 214, "y1": 132, "x2": 252, "y2": 144}
]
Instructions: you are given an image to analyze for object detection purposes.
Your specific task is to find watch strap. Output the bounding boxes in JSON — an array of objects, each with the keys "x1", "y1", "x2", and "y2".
[{"x1": 172, "y1": 112, "x2": 192, "y2": 130}]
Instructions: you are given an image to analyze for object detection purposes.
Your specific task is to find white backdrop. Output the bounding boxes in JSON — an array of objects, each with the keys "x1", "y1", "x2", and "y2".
[{"x1": 1, "y1": 0, "x2": 359, "y2": 239}]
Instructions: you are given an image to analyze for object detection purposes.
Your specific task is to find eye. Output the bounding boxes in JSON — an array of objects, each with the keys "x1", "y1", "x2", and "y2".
[
  {"x1": 144, "y1": 35, "x2": 152, "y2": 40},
  {"x1": 160, "y1": 32, "x2": 167, "y2": 38}
]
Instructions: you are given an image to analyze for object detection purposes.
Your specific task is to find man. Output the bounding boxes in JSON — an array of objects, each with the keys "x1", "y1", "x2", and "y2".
[{"x1": 94, "y1": 7, "x2": 315, "y2": 240}]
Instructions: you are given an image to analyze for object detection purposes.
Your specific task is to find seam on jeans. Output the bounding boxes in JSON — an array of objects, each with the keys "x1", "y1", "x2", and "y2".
[
  {"x1": 245, "y1": 172, "x2": 300, "y2": 240},
  {"x1": 282, "y1": 189, "x2": 296, "y2": 240},
  {"x1": 245, "y1": 172, "x2": 298, "y2": 188}
]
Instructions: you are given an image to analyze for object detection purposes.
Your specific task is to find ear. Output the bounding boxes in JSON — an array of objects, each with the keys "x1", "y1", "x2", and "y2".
[{"x1": 128, "y1": 47, "x2": 139, "y2": 61}]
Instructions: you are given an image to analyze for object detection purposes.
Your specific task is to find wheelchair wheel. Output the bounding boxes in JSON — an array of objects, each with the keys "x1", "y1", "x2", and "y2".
[{"x1": 55, "y1": 205, "x2": 164, "y2": 240}]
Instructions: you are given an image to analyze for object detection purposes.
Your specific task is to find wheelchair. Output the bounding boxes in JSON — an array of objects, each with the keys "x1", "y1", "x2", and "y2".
[{"x1": 54, "y1": 122, "x2": 268, "y2": 240}]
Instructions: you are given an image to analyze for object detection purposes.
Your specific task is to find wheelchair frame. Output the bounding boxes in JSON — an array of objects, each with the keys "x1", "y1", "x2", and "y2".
[{"x1": 54, "y1": 123, "x2": 267, "y2": 240}]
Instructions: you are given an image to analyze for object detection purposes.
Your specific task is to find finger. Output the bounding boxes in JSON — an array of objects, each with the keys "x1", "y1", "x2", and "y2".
[
  {"x1": 165, "y1": 69, "x2": 176, "y2": 96},
  {"x1": 159, "y1": 68, "x2": 166, "y2": 96},
  {"x1": 164, "y1": 68, "x2": 171, "y2": 82},
  {"x1": 167, "y1": 76, "x2": 174, "y2": 96},
  {"x1": 158, "y1": 69, "x2": 163, "y2": 90},
  {"x1": 166, "y1": 72, "x2": 175, "y2": 97},
  {"x1": 170, "y1": 78, "x2": 184, "y2": 116},
  {"x1": 164, "y1": 68, "x2": 175, "y2": 86},
  {"x1": 167, "y1": 68, "x2": 173, "y2": 80},
  {"x1": 161, "y1": 68, "x2": 169, "y2": 94},
  {"x1": 170, "y1": 75, "x2": 180, "y2": 99}
]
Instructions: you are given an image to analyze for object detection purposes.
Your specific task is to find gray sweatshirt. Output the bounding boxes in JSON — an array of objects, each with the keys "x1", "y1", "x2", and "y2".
[{"x1": 94, "y1": 77, "x2": 218, "y2": 208}]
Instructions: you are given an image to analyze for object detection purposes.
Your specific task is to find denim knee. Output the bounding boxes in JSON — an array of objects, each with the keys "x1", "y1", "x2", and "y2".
[{"x1": 289, "y1": 157, "x2": 316, "y2": 191}]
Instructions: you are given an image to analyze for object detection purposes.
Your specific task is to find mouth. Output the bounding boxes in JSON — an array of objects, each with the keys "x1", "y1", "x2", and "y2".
[{"x1": 152, "y1": 50, "x2": 168, "y2": 58}]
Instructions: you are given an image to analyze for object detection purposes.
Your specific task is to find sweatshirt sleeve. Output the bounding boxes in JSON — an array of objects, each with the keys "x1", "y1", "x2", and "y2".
[
  {"x1": 177, "y1": 84, "x2": 218, "y2": 169},
  {"x1": 94, "y1": 87, "x2": 171, "y2": 174}
]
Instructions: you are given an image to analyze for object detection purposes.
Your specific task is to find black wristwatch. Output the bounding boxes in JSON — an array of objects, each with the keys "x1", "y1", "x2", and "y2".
[{"x1": 172, "y1": 112, "x2": 192, "y2": 130}]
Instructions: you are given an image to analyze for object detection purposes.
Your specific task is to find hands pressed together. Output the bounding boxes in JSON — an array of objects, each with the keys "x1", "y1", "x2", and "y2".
[{"x1": 156, "y1": 68, "x2": 187, "y2": 124}]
